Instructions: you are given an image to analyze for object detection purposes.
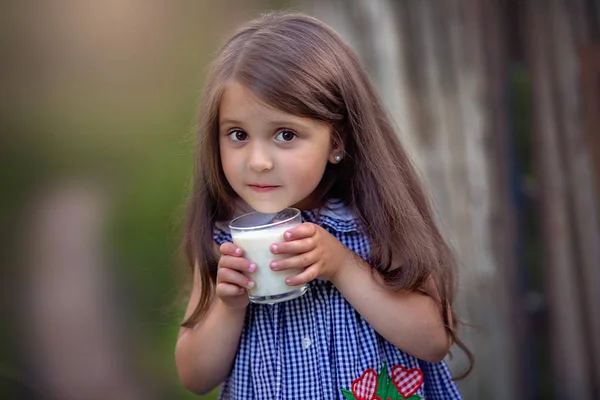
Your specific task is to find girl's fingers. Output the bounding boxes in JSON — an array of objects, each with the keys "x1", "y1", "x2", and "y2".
[
  {"x1": 282, "y1": 223, "x2": 317, "y2": 241},
  {"x1": 270, "y1": 236, "x2": 316, "y2": 255},
  {"x1": 219, "y1": 255, "x2": 256, "y2": 273},
  {"x1": 220, "y1": 242, "x2": 243, "y2": 257},
  {"x1": 216, "y1": 282, "x2": 248, "y2": 298},
  {"x1": 285, "y1": 265, "x2": 319, "y2": 286},
  {"x1": 217, "y1": 267, "x2": 255, "y2": 289},
  {"x1": 270, "y1": 250, "x2": 318, "y2": 271}
]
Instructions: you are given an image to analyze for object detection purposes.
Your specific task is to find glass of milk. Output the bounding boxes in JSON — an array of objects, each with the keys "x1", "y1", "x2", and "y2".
[{"x1": 229, "y1": 208, "x2": 307, "y2": 304}]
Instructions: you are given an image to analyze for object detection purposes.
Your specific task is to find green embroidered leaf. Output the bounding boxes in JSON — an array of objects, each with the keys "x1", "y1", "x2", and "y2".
[
  {"x1": 406, "y1": 395, "x2": 423, "y2": 400},
  {"x1": 341, "y1": 388, "x2": 358, "y2": 400},
  {"x1": 385, "y1": 382, "x2": 401, "y2": 400},
  {"x1": 375, "y1": 362, "x2": 389, "y2": 398}
]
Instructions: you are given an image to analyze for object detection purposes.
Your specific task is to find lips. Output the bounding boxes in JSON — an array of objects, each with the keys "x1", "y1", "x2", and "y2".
[{"x1": 248, "y1": 184, "x2": 279, "y2": 193}]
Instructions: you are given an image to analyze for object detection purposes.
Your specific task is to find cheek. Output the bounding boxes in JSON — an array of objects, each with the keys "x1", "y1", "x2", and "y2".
[
  {"x1": 285, "y1": 156, "x2": 328, "y2": 186},
  {"x1": 219, "y1": 146, "x2": 237, "y2": 183}
]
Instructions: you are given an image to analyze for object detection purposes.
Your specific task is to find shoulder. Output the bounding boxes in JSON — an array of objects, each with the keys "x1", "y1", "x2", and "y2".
[
  {"x1": 213, "y1": 221, "x2": 232, "y2": 245},
  {"x1": 315, "y1": 200, "x2": 370, "y2": 260},
  {"x1": 310, "y1": 199, "x2": 362, "y2": 233}
]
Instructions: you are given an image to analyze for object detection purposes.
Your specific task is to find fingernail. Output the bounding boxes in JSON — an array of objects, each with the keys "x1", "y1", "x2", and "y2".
[
  {"x1": 235, "y1": 248, "x2": 242, "y2": 255},
  {"x1": 284, "y1": 232, "x2": 292, "y2": 240},
  {"x1": 285, "y1": 278, "x2": 291, "y2": 285},
  {"x1": 239, "y1": 287, "x2": 245, "y2": 294},
  {"x1": 248, "y1": 263, "x2": 256, "y2": 273},
  {"x1": 270, "y1": 262, "x2": 278, "y2": 270},
  {"x1": 247, "y1": 281, "x2": 254, "y2": 288},
  {"x1": 271, "y1": 244, "x2": 278, "y2": 253}
]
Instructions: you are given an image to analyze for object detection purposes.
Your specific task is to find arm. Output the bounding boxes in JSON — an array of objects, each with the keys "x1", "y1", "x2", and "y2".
[
  {"x1": 270, "y1": 223, "x2": 451, "y2": 363},
  {"x1": 175, "y1": 267, "x2": 246, "y2": 394},
  {"x1": 331, "y1": 253, "x2": 451, "y2": 362},
  {"x1": 175, "y1": 243, "x2": 253, "y2": 394}
]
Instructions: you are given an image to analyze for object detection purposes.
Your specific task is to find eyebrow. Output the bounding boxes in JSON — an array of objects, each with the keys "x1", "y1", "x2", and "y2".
[
  {"x1": 219, "y1": 119, "x2": 243, "y2": 127},
  {"x1": 219, "y1": 118, "x2": 311, "y2": 130}
]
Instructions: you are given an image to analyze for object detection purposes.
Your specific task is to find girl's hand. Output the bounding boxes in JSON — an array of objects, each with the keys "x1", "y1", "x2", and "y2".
[
  {"x1": 216, "y1": 242, "x2": 256, "y2": 310},
  {"x1": 269, "y1": 222, "x2": 351, "y2": 286}
]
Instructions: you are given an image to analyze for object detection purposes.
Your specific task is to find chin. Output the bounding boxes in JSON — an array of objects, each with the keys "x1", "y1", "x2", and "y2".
[
  {"x1": 249, "y1": 203, "x2": 289, "y2": 214},
  {"x1": 241, "y1": 197, "x2": 293, "y2": 214}
]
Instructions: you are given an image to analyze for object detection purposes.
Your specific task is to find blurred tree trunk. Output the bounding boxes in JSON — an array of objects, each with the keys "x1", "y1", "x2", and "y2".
[
  {"x1": 582, "y1": 46, "x2": 600, "y2": 204},
  {"x1": 21, "y1": 184, "x2": 156, "y2": 400},
  {"x1": 524, "y1": 0, "x2": 600, "y2": 397},
  {"x1": 302, "y1": 0, "x2": 523, "y2": 398}
]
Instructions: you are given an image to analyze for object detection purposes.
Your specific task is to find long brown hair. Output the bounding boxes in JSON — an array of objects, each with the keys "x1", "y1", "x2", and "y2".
[{"x1": 182, "y1": 11, "x2": 473, "y2": 376}]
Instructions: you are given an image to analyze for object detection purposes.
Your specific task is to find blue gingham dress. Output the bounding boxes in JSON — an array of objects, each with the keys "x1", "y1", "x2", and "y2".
[{"x1": 213, "y1": 202, "x2": 462, "y2": 399}]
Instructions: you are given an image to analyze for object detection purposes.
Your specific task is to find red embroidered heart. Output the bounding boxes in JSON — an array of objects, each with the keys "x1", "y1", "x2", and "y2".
[
  {"x1": 351, "y1": 368, "x2": 378, "y2": 400},
  {"x1": 391, "y1": 365, "x2": 424, "y2": 398}
]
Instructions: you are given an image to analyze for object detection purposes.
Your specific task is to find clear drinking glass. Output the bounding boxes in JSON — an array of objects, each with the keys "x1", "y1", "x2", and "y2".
[{"x1": 229, "y1": 208, "x2": 308, "y2": 304}]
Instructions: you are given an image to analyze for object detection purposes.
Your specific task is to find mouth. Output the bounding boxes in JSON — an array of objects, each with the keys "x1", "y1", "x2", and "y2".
[{"x1": 248, "y1": 184, "x2": 280, "y2": 193}]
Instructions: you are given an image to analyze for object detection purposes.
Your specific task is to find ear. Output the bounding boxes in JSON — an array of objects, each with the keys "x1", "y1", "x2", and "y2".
[{"x1": 328, "y1": 128, "x2": 344, "y2": 164}]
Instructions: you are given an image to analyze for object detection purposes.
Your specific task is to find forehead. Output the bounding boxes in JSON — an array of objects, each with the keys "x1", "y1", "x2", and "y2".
[{"x1": 219, "y1": 80, "x2": 308, "y2": 126}]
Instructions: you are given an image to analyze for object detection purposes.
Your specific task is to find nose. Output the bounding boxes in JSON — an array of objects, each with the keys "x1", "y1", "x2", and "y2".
[{"x1": 247, "y1": 142, "x2": 273, "y2": 172}]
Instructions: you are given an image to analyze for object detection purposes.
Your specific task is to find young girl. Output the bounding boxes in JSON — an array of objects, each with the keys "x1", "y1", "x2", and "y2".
[{"x1": 176, "y1": 11, "x2": 472, "y2": 400}]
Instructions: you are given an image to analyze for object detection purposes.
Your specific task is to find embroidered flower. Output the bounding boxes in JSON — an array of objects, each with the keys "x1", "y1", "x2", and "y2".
[{"x1": 341, "y1": 363, "x2": 423, "y2": 400}]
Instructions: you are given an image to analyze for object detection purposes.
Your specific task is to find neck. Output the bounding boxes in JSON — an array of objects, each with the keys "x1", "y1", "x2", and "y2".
[{"x1": 292, "y1": 193, "x2": 326, "y2": 211}]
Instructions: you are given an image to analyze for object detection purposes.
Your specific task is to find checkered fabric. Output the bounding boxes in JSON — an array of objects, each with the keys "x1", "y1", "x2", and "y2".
[{"x1": 213, "y1": 201, "x2": 462, "y2": 400}]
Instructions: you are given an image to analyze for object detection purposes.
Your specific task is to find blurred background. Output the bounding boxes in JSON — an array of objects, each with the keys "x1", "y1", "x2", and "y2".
[{"x1": 1, "y1": 0, "x2": 599, "y2": 399}]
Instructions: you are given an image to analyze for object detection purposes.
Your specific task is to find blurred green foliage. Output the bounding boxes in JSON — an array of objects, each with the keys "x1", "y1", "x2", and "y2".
[{"x1": 1, "y1": 1, "x2": 299, "y2": 398}]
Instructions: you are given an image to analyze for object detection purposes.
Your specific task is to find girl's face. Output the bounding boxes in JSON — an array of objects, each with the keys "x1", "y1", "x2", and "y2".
[{"x1": 219, "y1": 80, "x2": 337, "y2": 213}]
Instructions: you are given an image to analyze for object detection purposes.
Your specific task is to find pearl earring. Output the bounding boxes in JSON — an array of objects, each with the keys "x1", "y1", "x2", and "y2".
[{"x1": 334, "y1": 155, "x2": 342, "y2": 162}]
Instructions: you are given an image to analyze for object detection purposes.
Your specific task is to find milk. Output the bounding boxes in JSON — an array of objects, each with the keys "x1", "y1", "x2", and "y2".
[{"x1": 231, "y1": 225, "x2": 304, "y2": 299}]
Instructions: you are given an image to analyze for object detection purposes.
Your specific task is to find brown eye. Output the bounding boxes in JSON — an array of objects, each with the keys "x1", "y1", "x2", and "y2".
[
  {"x1": 275, "y1": 130, "x2": 296, "y2": 142},
  {"x1": 230, "y1": 130, "x2": 248, "y2": 142}
]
